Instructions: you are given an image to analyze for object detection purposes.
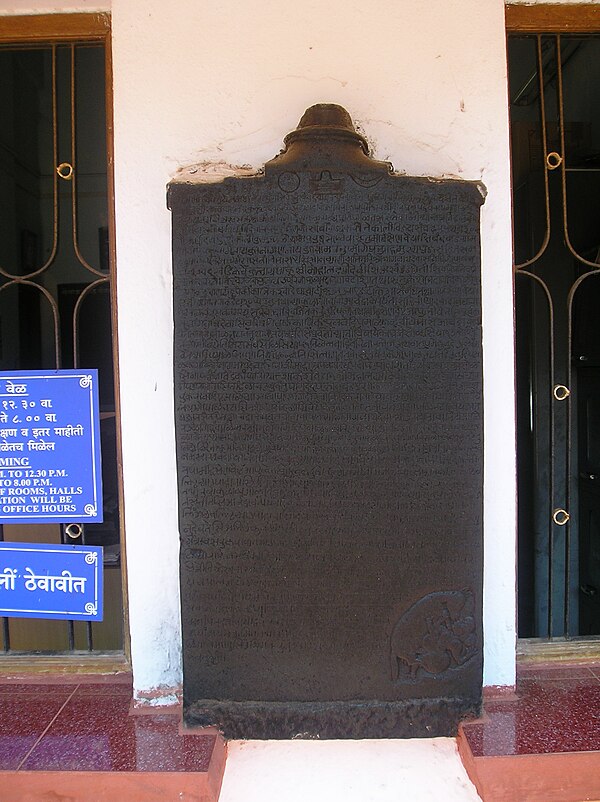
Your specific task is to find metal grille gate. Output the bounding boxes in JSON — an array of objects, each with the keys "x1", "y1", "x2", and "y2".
[
  {"x1": 0, "y1": 42, "x2": 122, "y2": 653},
  {"x1": 510, "y1": 33, "x2": 600, "y2": 639}
]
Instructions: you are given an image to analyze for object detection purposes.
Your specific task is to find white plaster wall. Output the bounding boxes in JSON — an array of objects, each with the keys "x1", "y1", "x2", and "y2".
[
  {"x1": 0, "y1": 0, "x2": 518, "y2": 693},
  {"x1": 109, "y1": 0, "x2": 516, "y2": 693}
]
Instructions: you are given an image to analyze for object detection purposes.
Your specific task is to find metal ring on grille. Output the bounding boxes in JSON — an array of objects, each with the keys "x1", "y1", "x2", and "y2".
[
  {"x1": 65, "y1": 522, "x2": 82, "y2": 539},
  {"x1": 546, "y1": 152, "x2": 563, "y2": 170},
  {"x1": 553, "y1": 384, "x2": 570, "y2": 401},
  {"x1": 552, "y1": 509, "x2": 570, "y2": 526},
  {"x1": 56, "y1": 162, "x2": 74, "y2": 181}
]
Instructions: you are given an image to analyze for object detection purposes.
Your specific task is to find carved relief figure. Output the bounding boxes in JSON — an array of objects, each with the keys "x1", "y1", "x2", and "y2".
[{"x1": 390, "y1": 589, "x2": 477, "y2": 680}]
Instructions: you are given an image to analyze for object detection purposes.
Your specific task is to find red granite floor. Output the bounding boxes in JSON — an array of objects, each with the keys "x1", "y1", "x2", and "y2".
[
  {"x1": 466, "y1": 662, "x2": 600, "y2": 757},
  {"x1": 459, "y1": 661, "x2": 600, "y2": 802},
  {"x1": 0, "y1": 676, "x2": 226, "y2": 801}
]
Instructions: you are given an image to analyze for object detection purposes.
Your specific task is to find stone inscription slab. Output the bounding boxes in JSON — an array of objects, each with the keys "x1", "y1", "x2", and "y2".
[{"x1": 169, "y1": 105, "x2": 484, "y2": 739}]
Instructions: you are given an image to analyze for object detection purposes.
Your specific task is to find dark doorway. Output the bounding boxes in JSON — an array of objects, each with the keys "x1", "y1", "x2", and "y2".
[
  {"x1": 0, "y1": 41, "x2": 123, "y2": 653},
  {"x1": 510, "y1": 33, "x2": 600, "y2": 638}
]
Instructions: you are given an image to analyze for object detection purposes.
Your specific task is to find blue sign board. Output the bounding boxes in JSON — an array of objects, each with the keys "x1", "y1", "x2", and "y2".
[
  {"x1": 0, "y1": 370, "x2": 103, "y2": 524},
  {"x1": 0, "y1": 542, "x2": 103, "y2": 621}
]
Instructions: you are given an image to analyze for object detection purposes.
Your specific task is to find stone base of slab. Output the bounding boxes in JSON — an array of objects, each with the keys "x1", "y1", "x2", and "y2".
[{"x1": 185, "y1": 697, "x2": 482, "y2": 739}]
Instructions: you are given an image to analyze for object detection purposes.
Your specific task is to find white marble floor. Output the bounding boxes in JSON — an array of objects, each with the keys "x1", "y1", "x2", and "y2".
[{"x1": 218, "y1": 737, "x2": 482, "y2": 802}]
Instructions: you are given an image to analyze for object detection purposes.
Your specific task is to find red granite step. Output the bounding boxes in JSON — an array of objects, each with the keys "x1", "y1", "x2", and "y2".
[
  {"x1": 458, "y1": 663, "x2": 600, "y2": 802},
  {"x1": 0, "y1": 677, "x2": 226, "y2": 802}
]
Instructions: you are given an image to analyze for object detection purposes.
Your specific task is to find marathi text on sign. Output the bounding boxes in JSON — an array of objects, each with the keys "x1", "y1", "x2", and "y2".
[
  {"x1": 0, "y1": 542, "x2": 103, "y2": 621},
  {"x1": 0, "y1": 370, "x2": 103, "y2": 523}
]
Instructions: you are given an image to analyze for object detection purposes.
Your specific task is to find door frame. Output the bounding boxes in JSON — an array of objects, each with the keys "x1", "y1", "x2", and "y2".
[
  {"x1": 506, "y1": 4, "x2": 600, "y2": 34},
  {"x1": 507, "y1": 2, "x2": 600, "y2": 661},
  {"x1": 0, "y1": 13, "x2": 130, "y2": 672}
]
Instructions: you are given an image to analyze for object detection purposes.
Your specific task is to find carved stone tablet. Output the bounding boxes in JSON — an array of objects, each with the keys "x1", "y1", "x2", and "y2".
[{"x1": 169, "y1": 104, "x2": 484, "y2": 739}]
